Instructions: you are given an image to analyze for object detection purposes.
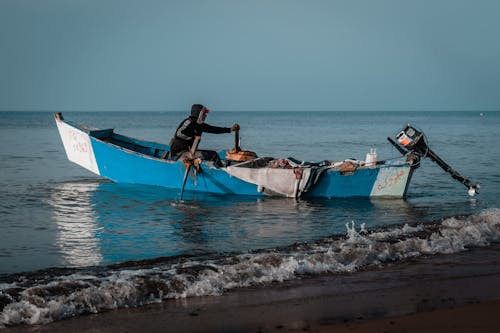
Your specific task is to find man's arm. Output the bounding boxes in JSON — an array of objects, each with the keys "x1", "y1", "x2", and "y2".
[{"x1": 200, "y1": 123, "x2": 231, "y2": 134}]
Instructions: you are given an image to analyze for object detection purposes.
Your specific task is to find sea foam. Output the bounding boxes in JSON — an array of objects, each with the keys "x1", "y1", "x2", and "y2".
[{"x1": 1, "y1": 208, "x2": 500, "y2": 328}]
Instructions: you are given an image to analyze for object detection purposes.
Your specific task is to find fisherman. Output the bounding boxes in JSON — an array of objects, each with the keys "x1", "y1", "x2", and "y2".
[{"x1": 169, "y1": 104, "x2": 239, "y2": 165}]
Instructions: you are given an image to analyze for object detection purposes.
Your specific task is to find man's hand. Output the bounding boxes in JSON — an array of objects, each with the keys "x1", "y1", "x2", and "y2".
[{"x1": 231, "y1": 123, "x2": 240, "y2": 132}]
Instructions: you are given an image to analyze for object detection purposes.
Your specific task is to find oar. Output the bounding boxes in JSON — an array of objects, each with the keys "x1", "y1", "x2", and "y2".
[
  {"x1": 234, "y1": 129, "x2": 241, "y2": 153},
  {"x1": 180, "y1": 135, "x2": 201, "y2": 200}
]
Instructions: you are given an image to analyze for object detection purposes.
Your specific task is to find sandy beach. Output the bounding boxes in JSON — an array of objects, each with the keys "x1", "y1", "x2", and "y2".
[{"x1": 5, "y1": 244, "x2": 500, "y2": 333}]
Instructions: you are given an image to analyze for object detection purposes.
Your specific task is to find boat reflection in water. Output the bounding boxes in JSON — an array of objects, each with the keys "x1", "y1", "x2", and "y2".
[
  {"x1": 48, "y1": 180, "x2": 103, "y2": 267},
  {"x1": 47, "y1": 180, "x2": 423, "y2": 269}
]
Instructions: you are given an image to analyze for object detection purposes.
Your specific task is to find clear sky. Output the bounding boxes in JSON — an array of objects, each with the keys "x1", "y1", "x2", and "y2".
[{"x1": 1, "y1": 0, "x2": 499, "y2": 111}]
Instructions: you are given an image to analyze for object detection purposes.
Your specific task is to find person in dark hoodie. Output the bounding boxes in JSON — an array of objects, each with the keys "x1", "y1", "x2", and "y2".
[{"x1": 169, "y1": 104, "x2": 239, "y2": 164}]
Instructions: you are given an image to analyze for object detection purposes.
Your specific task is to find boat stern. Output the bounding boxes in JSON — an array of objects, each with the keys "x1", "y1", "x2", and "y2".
[{"x1": 369, "y1": 164, "x2": 414, "y2": 198}]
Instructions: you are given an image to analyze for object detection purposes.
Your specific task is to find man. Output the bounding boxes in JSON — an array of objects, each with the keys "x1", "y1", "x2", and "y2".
[{"x1": 169, "y1": 104, "x2": 239, "y2": 165}]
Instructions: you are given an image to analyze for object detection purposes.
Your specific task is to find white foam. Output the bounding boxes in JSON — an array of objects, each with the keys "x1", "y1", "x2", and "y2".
[
  {"x1": 369, "y1": 224, "x2": 424, "y2": 240},
  {"x1": 2, "y1": 208, "x2": 500, "y2": 328}
]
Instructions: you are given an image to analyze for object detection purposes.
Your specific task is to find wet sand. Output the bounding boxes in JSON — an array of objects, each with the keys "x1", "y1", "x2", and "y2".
[{"x1": 7, "y1": 245, "x2": 500, "y2": 333}]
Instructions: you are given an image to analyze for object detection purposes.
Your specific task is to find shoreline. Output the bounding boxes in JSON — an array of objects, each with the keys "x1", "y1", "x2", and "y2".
[{"x1": 6, "y1": 245, "x2": 500, "y2": 332}]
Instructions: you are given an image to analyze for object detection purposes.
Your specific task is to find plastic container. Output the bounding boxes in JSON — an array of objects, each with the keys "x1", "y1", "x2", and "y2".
[{"x1": 365, "y1": 148, "x2": 377, "y2": 168}]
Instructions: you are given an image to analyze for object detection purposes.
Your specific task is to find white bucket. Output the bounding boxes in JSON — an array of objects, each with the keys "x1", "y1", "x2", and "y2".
[{"x1": 365, "y1": 148, "x2": 377, "y2": 168}]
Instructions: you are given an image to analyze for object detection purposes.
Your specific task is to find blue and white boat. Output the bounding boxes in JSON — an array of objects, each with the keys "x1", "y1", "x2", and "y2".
[{"x1": 54, "y1": 113, "x2": 477, "y2": 199}]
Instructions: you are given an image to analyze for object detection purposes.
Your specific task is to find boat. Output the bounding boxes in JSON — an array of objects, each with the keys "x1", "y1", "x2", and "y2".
[{"x1": 54, "y1": 113, "x2": 478, "y2": 199}]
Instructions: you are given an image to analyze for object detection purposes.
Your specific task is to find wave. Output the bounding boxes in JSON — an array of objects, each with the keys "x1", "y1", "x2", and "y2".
[{"x1": 1, "y1": 208, "x2": 500, "y2": 328}]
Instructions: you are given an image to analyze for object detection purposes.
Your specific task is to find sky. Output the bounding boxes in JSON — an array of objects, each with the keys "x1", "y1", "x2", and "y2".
[{"x1": 1, "y1": 0, "x2": 499, "y2": 112}]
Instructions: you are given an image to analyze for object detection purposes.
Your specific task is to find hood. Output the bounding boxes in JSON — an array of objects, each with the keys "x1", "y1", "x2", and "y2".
[{"x1": 190, "y1": 104, "x2": 205, "y2": 118}]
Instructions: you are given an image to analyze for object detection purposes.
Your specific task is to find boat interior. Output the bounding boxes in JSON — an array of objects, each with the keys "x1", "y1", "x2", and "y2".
[{"x1": 89, "y1": 128, "x2": 172, "y2": 160}]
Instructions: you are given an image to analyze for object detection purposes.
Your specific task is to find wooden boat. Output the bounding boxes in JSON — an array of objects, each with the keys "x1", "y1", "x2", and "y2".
[{"x1": 55, "y1": 113, "x2": 475, "y2": 199}]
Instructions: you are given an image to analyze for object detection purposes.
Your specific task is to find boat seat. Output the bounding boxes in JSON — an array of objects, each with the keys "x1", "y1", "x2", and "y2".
[{"x1": 89, "y1": 128, "x2": 114, "y2": 139}]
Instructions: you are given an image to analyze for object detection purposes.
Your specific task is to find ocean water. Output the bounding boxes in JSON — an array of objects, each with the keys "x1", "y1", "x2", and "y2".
[{"x1": 1, "y1": 111, "x2": 499, "y2": 327}]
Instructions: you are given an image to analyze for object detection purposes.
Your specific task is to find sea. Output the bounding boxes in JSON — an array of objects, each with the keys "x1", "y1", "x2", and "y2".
[{"x1": 1, "y1": 111, "x2": 499, "y2": 328}]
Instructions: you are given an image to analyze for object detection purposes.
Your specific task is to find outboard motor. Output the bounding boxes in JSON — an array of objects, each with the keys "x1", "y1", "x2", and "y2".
[{"x1": 388, "y1": 125, "x2": 480, "y2": 197}]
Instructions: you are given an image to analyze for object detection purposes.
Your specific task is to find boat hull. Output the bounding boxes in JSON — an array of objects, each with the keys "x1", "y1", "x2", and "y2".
[
  {"x1": 55, "y1": 116, "x2": 414, "y2": 198},
  {"x1": 304, "y1": 165, "x2": 413, "y2": 198}
]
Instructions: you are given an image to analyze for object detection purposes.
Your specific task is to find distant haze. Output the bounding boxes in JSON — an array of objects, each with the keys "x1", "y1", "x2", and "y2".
[{"x1": 1, "y1": 0, "x2": 499, "y2": 111}]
